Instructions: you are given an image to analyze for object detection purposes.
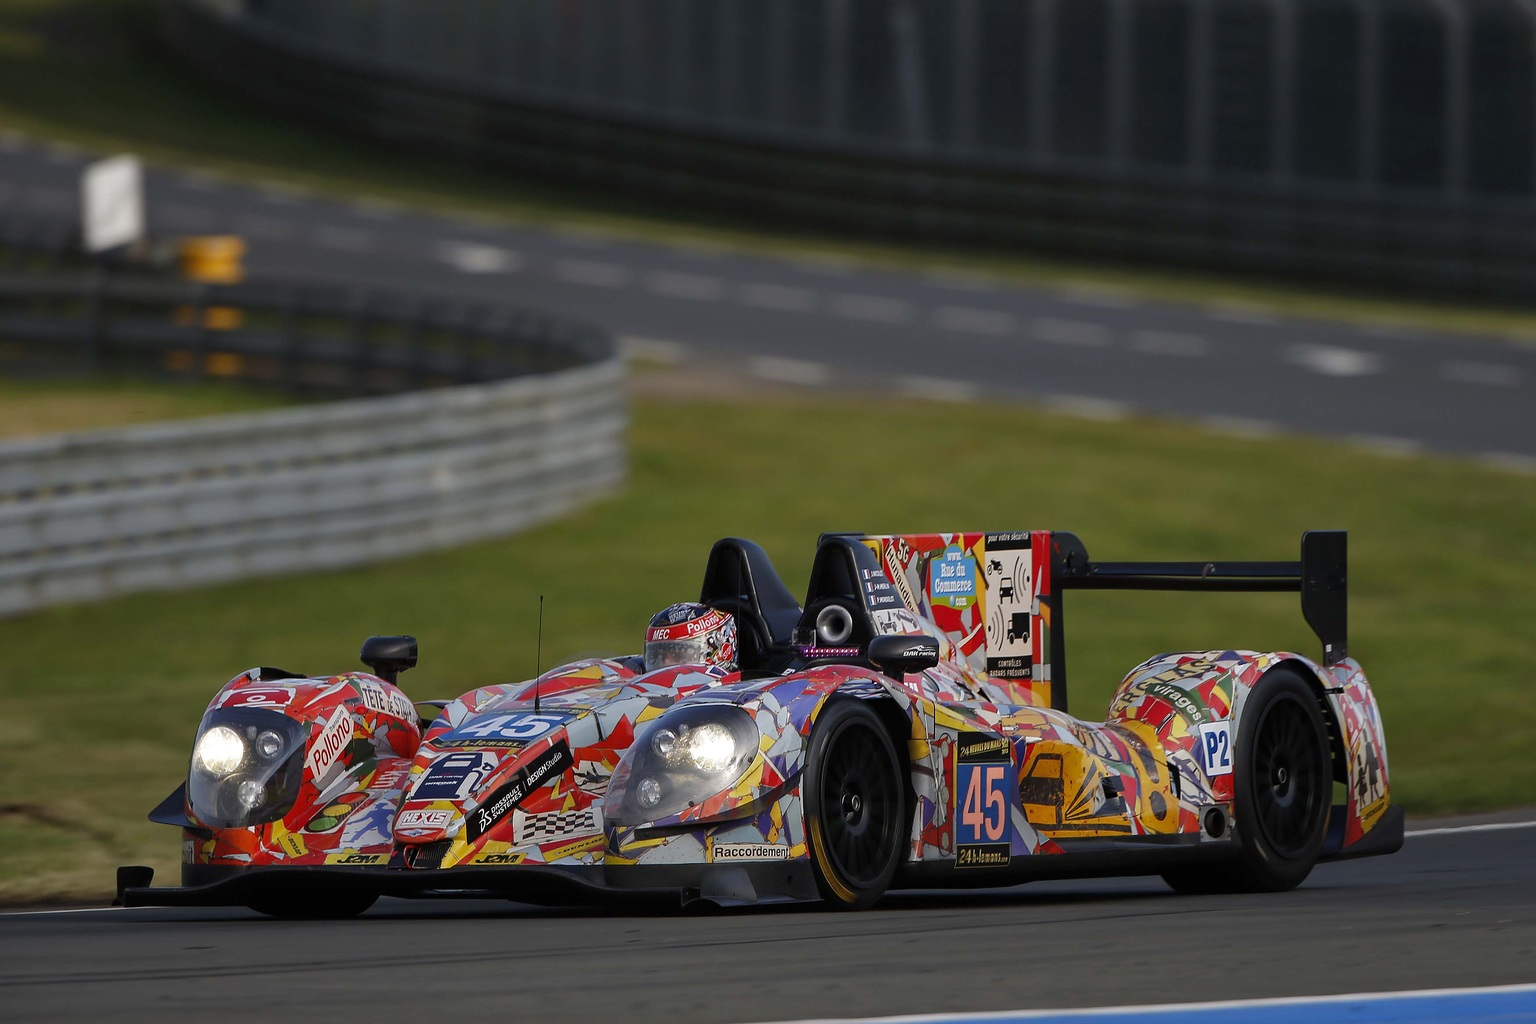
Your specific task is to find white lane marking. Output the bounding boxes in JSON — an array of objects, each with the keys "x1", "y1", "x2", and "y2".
[
  {"x1": 1478, "y1": 452, "x2": 1536, "y2": 475},
  {"x1": 1347, "y1": 435, "x2": 1423, "y2": 459},
  {"x1": 1030, "y1": 318, "x2": 1109, "y2": 348},
  {"x1": 555, "y1": 259, "x2": 630, "y2": 289},
  {"x1": 1442, "y1": 360, "x2": 1524, "y2": 388},
  {"x1": 832, "y1": 293, "x2": 911, "y2": 324},
  {"x1": 180, "y1": 169, "x2": 227, "y2": 193},
  {"x1": 1405, "y1": 819, "x2": 1536, "y2": 838},
  {"x1": 749, "y1": 357, "x2": 832, "y2": 386},
  {"x1": 1043, "y1": 395, "x2": 1130, "y2": 422},
  {"x1": 1062, "y1": 285, "x2": 1139, "y2": 309},
  {"x1": 646, "y1": 270, "x2": 725, "y2": 302},
  {"x1": 1288, "y1": 344, "x2": 1383, "y2": 378},
  {"x1": 1202, "y1": 416, "x2": 1279, "y2": 439},
  {"x1": 312, "y1": 225, "x2": 373, "y2": 253},
  {"x1": 1130, "y1": 330, "x2": 1208, "y2": 357},
  {"x1": 740, "y1": 282, "x2": 818, "y2": 313},
  {"x1": 353, "y1": 197, "x2": 403, "y2": 221},
  {"x1": 0, "y1": 905, "x2": 131, "y2": 918},
  {"x1": 0, "y1": 129, "x2": 26, "y2": 152},
  {"x1": 235, "y1": 215, "x2": 296, "y2": 242},
  {"x1": 924, "y1": 269, "x2": 998, "y2": 293},
  {"x1": 897, "y1": 376, "x2": 979, "y2": 402},
  {"x1": 1210, "y1": 301, "x2": 1280, "y2": 326},
  {"x1": 749, "y1": 982, "x2": 1536, "y2": 1024},
  {"x1": 436, "y1": 241, "x2": 523, "y2": 274},
  {"x1": 935, "y1": 306, "x2": 1016, "y2": 336},
  {"x1": 619, "y1": 336, "x2": 688, "y2": 364}
]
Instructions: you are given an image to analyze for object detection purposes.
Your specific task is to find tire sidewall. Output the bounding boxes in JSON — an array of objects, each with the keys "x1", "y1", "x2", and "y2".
[
  {"x1": 803, "y1": 699, "x2": 905, "y2": 909},
  {"x1": 1232, "y1": 668, "x2": 1332, "y2": 891}
]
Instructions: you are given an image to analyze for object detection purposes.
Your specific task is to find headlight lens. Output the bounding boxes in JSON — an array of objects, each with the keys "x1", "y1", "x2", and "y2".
[
  {"x1": 194, "y1": 726, "x2": 245, "y2": 774},
  {"x1": 608, "y1": 704, "x2": 759, "y2": 825},
  {"x1": 186, "y1": 707, "x2": 307, "y2": 829}
]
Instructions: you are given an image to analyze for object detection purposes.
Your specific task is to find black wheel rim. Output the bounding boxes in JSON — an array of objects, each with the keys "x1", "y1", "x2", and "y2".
[
  {"x1": 1250, "y1": 695, "x2": 1325, "y2": 858},
  {"x1": 818, "y1": 722, "x2": 899, "y2": 887}
]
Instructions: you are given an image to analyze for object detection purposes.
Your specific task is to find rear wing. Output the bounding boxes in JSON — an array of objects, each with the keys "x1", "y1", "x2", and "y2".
[{"x1": 1048, "y1": 529, "x2": 1347, "y2": 709}]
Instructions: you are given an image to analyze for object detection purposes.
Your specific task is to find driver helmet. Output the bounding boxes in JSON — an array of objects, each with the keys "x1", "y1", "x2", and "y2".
[{"x1": 644, "y1": 602, "x2": 737, "y2": 672}]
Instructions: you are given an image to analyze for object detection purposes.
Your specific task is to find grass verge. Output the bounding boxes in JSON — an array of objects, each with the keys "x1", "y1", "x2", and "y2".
[
  {"x1": 2, "y1": 0, "x2": 1536, "y2": 341},
  {"x1": 0, "y1": 379, "x2": 1532, "y2": 901},
  {"x1": 0, "y1": 374, "x2": 292, "y2": 440}
]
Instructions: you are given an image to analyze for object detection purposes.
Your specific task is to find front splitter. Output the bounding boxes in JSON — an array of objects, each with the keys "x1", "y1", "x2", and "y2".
[{"x1": 116, "y1": 863, "x2": 670, "y2": 909}]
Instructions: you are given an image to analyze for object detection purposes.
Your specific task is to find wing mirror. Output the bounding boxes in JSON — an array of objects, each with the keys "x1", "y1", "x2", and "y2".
[
  {"x1": 867, "y1": 635, "x2": 940, "y2": 680},
  {"x1": 360, "y1": 635, "x2": 417, "y2": 685}
]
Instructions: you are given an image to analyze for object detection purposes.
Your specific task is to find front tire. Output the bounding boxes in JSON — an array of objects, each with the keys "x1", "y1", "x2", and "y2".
[
  {"x1": 804, "y1": 700, "x2": 905, "y2": 910},
  {"x1": 1163, "y1": 667, "x2": 1331, "y2": 894}
]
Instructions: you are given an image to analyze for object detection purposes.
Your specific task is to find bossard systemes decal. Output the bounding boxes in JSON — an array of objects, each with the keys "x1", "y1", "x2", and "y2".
[{"x1": 466, "y1": 740, "x2": 574, "y2": 841}]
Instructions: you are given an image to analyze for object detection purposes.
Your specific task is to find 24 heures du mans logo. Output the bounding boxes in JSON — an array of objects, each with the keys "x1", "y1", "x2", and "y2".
[{"x1": 465, "y1": 740, "x2": 574, "y2": 842}]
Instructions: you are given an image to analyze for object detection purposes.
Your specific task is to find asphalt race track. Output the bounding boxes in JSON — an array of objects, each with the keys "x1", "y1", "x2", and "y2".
[
  {"x1": 4, "y1": 137, "x2": 1536, "y2": 464},
  {"x1": 2, "y1": 817, "x2": 1531, "y2": 1023}
]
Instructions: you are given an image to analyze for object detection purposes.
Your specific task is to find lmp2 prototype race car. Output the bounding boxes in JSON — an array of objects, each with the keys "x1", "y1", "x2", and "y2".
[{"x1": 119, "y1": 530, "x2": 1400, "y2": 916}]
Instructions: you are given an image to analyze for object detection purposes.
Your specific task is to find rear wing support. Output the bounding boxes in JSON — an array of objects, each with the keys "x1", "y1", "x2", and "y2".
[{"x1": 1048, "y1": 530, "x2": 1347, "y2": 711}]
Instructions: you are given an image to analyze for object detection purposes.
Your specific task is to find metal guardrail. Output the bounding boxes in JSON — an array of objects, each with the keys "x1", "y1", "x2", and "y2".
[
  {"x1": 0, "y1": 264, "x2": 624, "y2": 617},
  {"x1": 166, "y1": 0, "x2": 1536, "y2": 301}
]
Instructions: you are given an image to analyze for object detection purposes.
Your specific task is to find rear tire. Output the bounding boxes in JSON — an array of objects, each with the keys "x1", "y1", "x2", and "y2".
[
  {"x1": 804, "y1": 700, "x2": 905, "y2": 910},
  {"x1": 1162, "y1": 667, "x2": 1331, "y2": 894},
  {"x1": 246, "y1": 892, "x2": 378, "y2": 919}
]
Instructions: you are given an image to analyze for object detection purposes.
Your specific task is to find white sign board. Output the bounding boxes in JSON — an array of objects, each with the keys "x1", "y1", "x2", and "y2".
[{"x1": 81, "y1": 155, "x2": 145, "y2": 253}]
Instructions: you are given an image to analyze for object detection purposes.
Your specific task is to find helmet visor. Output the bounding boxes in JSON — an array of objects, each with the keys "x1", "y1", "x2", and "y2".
[{"x1": 645, "y1": 638, "x2": 714, "y2": 672}]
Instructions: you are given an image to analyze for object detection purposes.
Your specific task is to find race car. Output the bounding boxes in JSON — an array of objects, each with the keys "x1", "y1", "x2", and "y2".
[
  {"x1": 119, "y1": 530, "x2": 1400, "y2": 915},
  {"x1": 118, "y1": 538, "x2": 803, "y2": 917}
]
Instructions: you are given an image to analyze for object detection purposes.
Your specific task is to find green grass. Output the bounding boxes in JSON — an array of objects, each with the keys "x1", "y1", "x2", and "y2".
[
  {"x1": 0, "y1": 374, "x2": 292, "y2": 439},
  {"x1": 2, "y1": 0, "x2": 1536, "y2": 341},
  {"x1": 1, "y1": 384, "x2": 1533, "y2": 901}
]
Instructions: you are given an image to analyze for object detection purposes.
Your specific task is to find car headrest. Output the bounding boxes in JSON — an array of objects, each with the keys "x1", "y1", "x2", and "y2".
[{"x1": 699, "y1": 537, "x2": 803, "y2": 645}]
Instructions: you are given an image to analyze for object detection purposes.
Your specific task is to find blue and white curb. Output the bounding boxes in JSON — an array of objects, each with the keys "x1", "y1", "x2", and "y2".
[{"x1": 756, "y1": 984, "x2": 1536, "y2": 1024}]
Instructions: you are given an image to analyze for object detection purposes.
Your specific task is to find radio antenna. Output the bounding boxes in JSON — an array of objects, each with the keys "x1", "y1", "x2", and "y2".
[{"x1": 534, "y1": 594, "x2": 544, "y2": 715}]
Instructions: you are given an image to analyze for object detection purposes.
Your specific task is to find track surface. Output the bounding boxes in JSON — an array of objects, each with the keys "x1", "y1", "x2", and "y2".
[
  {"x1": 2, "y1": 820, "x2": 1531, "y2": 1023},
  {"x1": 4, "y1": 138, "x2": 1536, "y2": 463}
]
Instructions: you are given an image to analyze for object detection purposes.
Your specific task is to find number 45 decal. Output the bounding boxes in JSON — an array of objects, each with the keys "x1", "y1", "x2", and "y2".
[{"x1": 957, "y1": 763, "x2": 1015, "y2": 844}]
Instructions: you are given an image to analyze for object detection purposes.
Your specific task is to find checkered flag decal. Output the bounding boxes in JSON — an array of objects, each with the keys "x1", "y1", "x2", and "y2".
[{"x1": 513, "y1": 807, "x2": 598, "y2": 844}]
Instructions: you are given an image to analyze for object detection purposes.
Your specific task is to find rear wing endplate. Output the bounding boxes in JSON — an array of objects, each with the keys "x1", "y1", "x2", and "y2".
[{"x1": 1050, "y1": 531, "x2": 1347, "y2": 704}]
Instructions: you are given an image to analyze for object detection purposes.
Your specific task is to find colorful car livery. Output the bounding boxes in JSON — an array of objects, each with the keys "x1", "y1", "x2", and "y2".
[{"x1": 119, "y1": 531, "x2": 1400, "y2": 915}]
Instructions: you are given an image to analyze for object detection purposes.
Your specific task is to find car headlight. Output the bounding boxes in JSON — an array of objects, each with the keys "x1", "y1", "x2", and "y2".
[
  {"x1": 186, "y1": 708, "x2": 307, "y2": 829},
  {"x1": 608, "y1": 704, "x2": 759, "y2": 825}
]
